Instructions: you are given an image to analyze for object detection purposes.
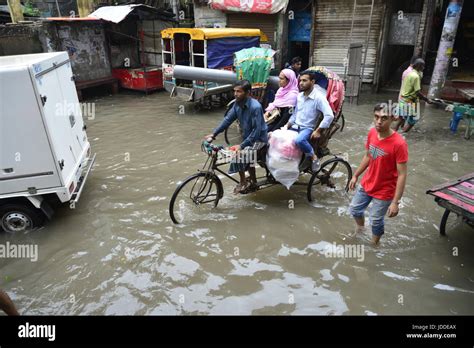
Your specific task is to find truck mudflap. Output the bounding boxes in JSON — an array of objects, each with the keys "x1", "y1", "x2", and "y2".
[{"x1": 70, "y1": 153, "x2": 96, "y2": 204}]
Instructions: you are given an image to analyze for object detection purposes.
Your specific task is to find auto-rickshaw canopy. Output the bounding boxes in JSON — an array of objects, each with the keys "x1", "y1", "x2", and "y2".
[{"x1": 161, "y1": 28, "x2": 268, "y2": 42}]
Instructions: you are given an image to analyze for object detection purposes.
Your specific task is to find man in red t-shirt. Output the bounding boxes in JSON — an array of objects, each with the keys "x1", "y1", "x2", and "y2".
[{"x1": 349, "y1": 103, "x2": 408, "y2": 245}]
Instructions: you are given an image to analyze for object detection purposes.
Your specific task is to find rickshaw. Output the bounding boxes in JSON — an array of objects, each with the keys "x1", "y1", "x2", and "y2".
[
  {"x1": 161, "y1": 28, "x2": 268, "y2": 106},
  {"x1": 169, "y1": 66, "x2": 352, "y2": 224}
]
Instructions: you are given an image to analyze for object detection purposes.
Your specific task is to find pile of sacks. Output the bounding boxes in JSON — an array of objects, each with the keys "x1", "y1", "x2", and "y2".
[{"x1": 266, "y1": 129, "x2": 302, "y2": 189}]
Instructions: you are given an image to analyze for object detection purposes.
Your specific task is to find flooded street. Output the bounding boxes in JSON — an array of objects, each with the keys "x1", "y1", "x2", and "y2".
[{"x1": 1, "y1": 91, "x2": 473, "y2": 315}]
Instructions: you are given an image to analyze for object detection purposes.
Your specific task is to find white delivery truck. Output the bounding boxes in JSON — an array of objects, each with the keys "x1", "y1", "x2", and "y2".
[{"x1": 0, "y1": 52, "x2": 96, "y2": 233}]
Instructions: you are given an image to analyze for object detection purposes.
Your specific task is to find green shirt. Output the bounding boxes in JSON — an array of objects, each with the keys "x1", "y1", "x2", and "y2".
[{"x1": 400, "y1": 70, "x2": 421, "y2": 103}]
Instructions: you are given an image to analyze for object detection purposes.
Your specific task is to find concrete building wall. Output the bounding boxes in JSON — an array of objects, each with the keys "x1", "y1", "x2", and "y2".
[
  {"x1": 0, "y1": 22, "x2": 44, "y2": 56},
  {"x1": 193, "y1": 2, "x2": 226, "y2": 28},
  {"x1": 44, "y1": 21, "x2": 111, "y2": 81},
  {"x1": 0, "y1": 20, "x2": 111, "y2": 82}
]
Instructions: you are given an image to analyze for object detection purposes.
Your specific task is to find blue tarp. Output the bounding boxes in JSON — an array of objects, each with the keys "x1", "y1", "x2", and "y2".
[{"x1": 207, "y1": 37, "x2": 260, "y2": 69}]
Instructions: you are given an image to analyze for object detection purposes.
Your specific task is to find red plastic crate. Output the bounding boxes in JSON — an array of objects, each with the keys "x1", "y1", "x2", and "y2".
[{"x1": 112, "y1": 67, "x2": 163, "y2": 92}]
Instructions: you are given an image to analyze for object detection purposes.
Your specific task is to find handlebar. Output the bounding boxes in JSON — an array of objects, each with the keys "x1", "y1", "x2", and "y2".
[{"x1": 202, "y1": 140, "x2": 224, "y2": 154}]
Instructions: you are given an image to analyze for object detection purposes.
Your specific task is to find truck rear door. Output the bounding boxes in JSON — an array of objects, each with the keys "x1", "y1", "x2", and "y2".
[
  {"x1": 55, "y1": 61, "x2": 88, "y2": 160},
  {"x1": 33, "y1": 62, "x2": 77, "y2": 186}
]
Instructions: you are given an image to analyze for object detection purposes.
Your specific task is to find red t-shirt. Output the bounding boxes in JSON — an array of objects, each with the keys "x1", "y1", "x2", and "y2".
[{"x1": 360, "y1": 128, "x2": 408, "y2": 200}]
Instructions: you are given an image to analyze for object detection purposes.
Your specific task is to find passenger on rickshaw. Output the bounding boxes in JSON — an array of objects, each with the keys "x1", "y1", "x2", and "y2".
[
  {"x1": 264, "y1": 68, "x2": 299, "y2": 133},
  {"x1": 283, "y1": 71, "x2": 335, "y2": 172},
  {"x1": 205, "y1": 80, "x2": 267, "y2": 194}
]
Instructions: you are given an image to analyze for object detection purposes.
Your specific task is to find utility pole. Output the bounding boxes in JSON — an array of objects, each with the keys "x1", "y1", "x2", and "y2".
[
  {"x1": 428, "y1": 0, "x2": 463, "y2": 99},
  {"x1": 7, "y1": 0, "x2": 24, "y2": 23}
]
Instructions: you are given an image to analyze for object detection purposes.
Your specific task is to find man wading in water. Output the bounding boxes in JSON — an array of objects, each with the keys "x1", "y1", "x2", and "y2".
[
  {"x1": 394, "y1": 58, "x2": 432, "y2": 133},
  {"x1": 349, "y1": 103, "x2": 408, "y2": 245}
]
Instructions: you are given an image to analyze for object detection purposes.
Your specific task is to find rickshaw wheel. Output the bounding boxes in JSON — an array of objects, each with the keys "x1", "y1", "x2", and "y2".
[
  {"x1": 307, "y1": 157, "x2": 352, "y2": 202},
  {"x1": 439, "y1": 208, "x2": 462, "y2": 236},
  {"x1": 224, "y1": 122, "x2": 242, "y2": 146},
  {"x1": 223, "y1": 100, "x2": 241, "y2": 145},
  {"x1": 169, "y1": 172, "x2": 223, "y2": 224}
]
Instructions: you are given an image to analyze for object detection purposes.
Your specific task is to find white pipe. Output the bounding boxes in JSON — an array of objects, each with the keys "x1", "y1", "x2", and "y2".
[{"x1": 172, "y1": 65, "x2": 280, "y2": 90}]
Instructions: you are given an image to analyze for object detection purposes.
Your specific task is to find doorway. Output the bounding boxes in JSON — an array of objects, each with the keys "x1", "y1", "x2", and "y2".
[{"x1": 287, "y1": 0, "x2": 312, "y2": 70}]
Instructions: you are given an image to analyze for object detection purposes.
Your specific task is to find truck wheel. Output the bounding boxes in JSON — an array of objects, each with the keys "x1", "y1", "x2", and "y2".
[{"x1": 0, "y1": 204, "x2": 45, "y2": 234}]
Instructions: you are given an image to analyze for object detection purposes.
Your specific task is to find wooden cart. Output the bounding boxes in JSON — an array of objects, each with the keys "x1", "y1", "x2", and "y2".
[{"x1": 427, "y1": 172, "x2": 474, "y2": 235}]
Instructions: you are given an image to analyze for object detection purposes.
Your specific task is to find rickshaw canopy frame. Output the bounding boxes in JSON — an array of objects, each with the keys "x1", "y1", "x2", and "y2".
[{"x1": 161, "y1": 28, "x2": 268, "y2": 42}]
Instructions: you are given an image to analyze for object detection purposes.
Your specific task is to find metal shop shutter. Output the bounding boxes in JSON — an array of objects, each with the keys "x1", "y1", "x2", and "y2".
[
  {"x1": 227, "y1": 13, "x2": 278, "y2": 48},
  {"x1": 312, "y1": 0, "x2": 385, "y2": 83}
]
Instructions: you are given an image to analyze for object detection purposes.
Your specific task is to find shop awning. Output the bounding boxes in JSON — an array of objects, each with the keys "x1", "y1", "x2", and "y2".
[{"x1": 208, "y1": 0, "x2": 289, "y2": 14}]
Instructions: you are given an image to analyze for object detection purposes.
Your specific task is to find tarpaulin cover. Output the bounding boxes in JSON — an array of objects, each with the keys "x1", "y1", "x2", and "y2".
[
  {"x1": 207, "y1": 36, "x2": 260, "y2": 69},
  {"x1": 209, "y1": 0, "x2": 289, "y2": 14},
  {"x1": 234, "y1": 47, "x2": 274, "y2": 88}
]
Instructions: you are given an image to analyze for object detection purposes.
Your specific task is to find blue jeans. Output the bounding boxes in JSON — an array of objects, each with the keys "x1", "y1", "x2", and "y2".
[
  {"x1": 349, "y1": 186, "x2": 392, "y2": 236},
  {"x1": 289, "y1": 125, "x2": 314, "y2": 157}
]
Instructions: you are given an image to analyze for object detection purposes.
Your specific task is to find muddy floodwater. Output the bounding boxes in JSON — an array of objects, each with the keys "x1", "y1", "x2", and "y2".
[{"x1": 1, "y1": 91, "x2": 473, "y2": 315}]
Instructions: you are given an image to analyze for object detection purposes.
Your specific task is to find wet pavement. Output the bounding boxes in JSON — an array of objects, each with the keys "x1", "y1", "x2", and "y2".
[{"x1": 1, "y1": 90, "x2": 473, "y2": 315}]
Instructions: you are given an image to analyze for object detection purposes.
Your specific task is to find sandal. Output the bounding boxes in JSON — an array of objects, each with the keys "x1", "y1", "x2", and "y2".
[
  {"x1": 239, "y1": 181, "x2": 258, "y2": 194},
  {"x1": 233, "y1": 183, "x2": 244, "y2": 194}
]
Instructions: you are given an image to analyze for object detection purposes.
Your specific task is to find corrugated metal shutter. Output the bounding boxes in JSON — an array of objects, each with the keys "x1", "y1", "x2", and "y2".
[
  {"x1": 312, "y1": 0, "x2": 385, "y2": 82},
  {"x1": 227, "y1": 13, "x2": 278, "y2": 48}
]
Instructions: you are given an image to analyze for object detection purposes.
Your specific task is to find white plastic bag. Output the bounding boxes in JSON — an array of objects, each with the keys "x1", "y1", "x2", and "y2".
[{"x1": 266, "y1": 129, "x2": 302, "y2": 189}]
